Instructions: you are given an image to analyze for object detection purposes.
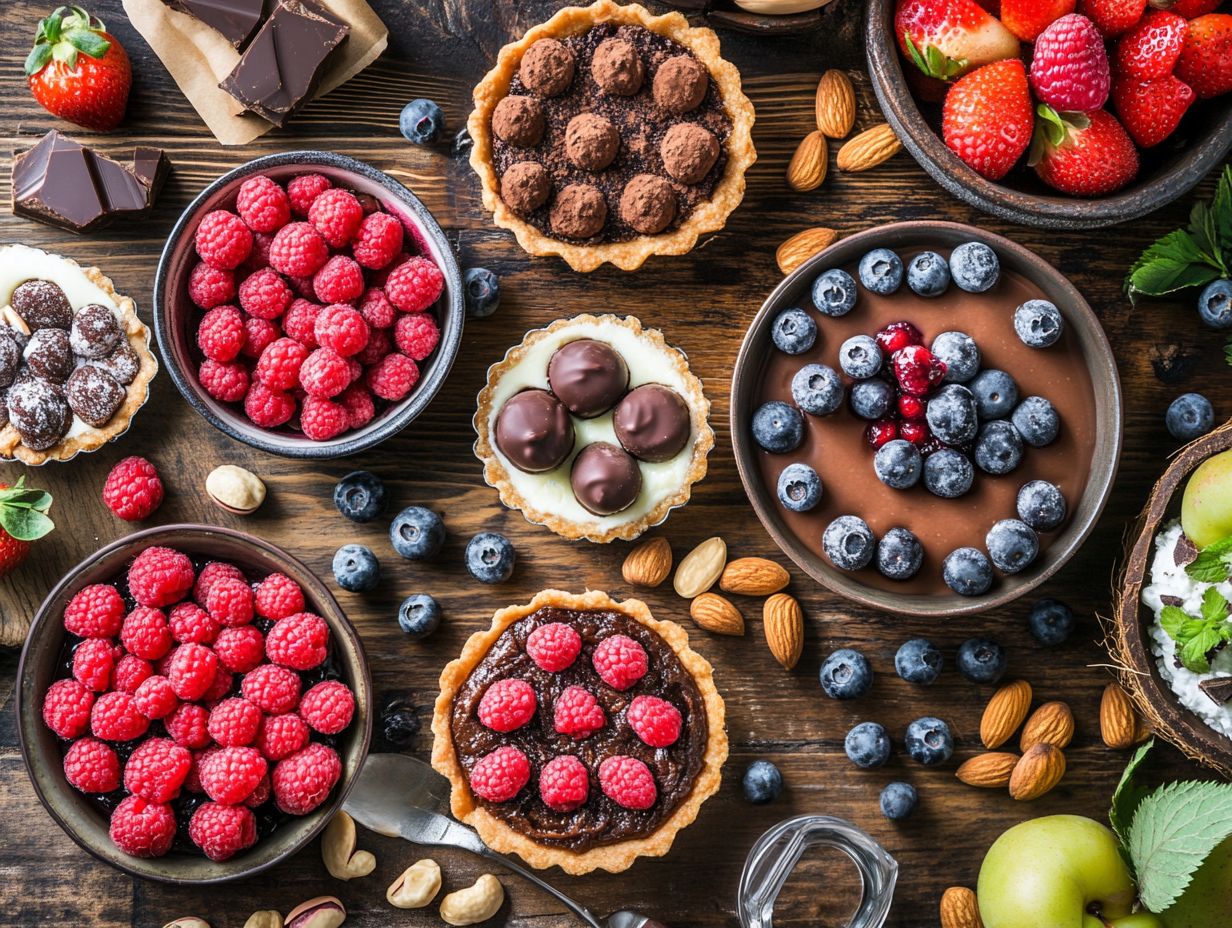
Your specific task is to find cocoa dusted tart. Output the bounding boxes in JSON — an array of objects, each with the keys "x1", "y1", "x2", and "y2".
[
  {"x1": 431, "y1": 589, "x2": 726, "y2": 874},
  {"x1": 468, "y1": 0, "x2": 756, "y2": 271}
]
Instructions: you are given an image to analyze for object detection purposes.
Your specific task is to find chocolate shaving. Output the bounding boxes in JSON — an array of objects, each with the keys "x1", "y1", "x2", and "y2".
[
  {"x1": 1174, "y1": 532, "x2": 1199, "y2": 567},
  {"x1": 1160, "y1": 594, "x2": 1185, "y2": 608},
  {"x1": 1199, "y1": 677, "x2": 1232, "y2": 706}
]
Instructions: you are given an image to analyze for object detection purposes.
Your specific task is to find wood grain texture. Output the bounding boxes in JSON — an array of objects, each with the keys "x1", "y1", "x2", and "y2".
[{"x1": 0, "y1": 0, "x2": 1228, "y2": 925}]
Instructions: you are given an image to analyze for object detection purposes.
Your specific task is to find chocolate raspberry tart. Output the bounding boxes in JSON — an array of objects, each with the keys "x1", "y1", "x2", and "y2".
[
  {"x1": 468, "y1": 0, "x2": 756, "y2": 272},
  {"x1": 431, "y1": 589, "x2": 726, "y2": 874}
]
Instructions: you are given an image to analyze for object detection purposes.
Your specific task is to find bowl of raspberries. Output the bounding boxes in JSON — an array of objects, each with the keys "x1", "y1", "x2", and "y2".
[
  {"x1": 16, "y1": 524, "x2": 371, "y2": 882},
  {"x1": 154, "y1": 151, "x2": 464, "y2": 457}
]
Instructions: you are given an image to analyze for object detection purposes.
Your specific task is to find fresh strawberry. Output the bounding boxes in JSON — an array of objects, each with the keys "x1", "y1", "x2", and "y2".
[
  {"x1": 1174, "y1": 13, "x2": 1232, "y2": 98},
  {"x1": 1165, "y1": 0, "x2": 1220, "y2": 18},
  {"x1": 895, "y1": 0, "x2": 1021, "y2": 81},
  {"x1": 1114, "y1": 10, "x2": 1188, "y2": 79},
  {"x1": 24, "y1": 6, "x2": 131, "y2": 131},
  {"x1": 1030, "y1": 14, "x2": 1113, "y2": 112},
  {"x1": 0, "y1": 478, "x2": 55, "y2": 579},
  {"x1": 943, "y1": 59, "x2": 1035, "y2": 180},
  {"x1": 1077, "y1": 0, "x2": 1148, "y2": 36},
  {"x1": 1001, "y1": 0, "x2": 1076, "y2": 41},
  {"x1": 1030, "y1": 107, "x2": 1140, "y2": 195},
  {"x1": 1111, "y1": 73, "x2": 1196, "y2": 146}
]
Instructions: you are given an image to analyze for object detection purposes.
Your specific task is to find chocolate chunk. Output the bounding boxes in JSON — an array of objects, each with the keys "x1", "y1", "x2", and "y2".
[
  {"x1": 219, "y1": 0, "x2": 350, "y2": 127},
  {"x1": 661, "y1": 122, "x2": 719, "y2": 184},
  {"x1": 548, "y1": 338, "x2": 629, "y2": 418},
  {"x1": 550, "y1": 183, "x2": 607, "y2": 239},
  {"x1": 571, "y1": 442, "x2": 642, "y2": 515},
  {"x1": 70, "y1": 304, "x2": 122, "y2": 359},
  {"x1": 23, "y1": 329, "x2": 74, "y2": 383},
  {"x1": 591, "y1": 37, "x2": 644, "y2": 96},
  {"x1": 492, "y1": 95, "x2": 546, "y2": 147},
  {"x1": 519, "y1": 38, "x2": 575, "y2": 97},
  {"x1": 500, "y1": 161, "x2": 552, "y2": 215},
  {"x1": 1200, "y1": 677, "x2": 1232, "y2": 706},
  {"x1": 0, "y1": 328, "x2": 20, "y2": 389},
  {"x1": 162, "y1": 0, "x2": 269, "y2": 49},
  {"x1": 653, "y1": 55, "x2": 708, "y2": 114},
  {"x1": 7, "y1": 376, "x2": 70, "y2": 451},
  {"x1": 565, "y1": 114, "x2": 619, "y2": 171},
  {"x1": 89, "y1": 342, "x2": 140, "y2": 385},
  {"x1": 1174, "y1": 532, "x2": 1199, "y2": 567},
  {"x1": 614, "y1": 384, "x2": 691, "y2": 462},
  {"x1": 11, "y1": 280, "x2": 72, "y2": 331},
  {"x1": 619, "y1": 174, "x2": 676, "y2": 235},
  {"x1": 1160, "y1": 594, "x2": 1185, "y2": 608},
  {"x1": 495, "y1": 389, "x2": 575, "y2": 474},
  {"x1": 66, "y1": 365, "x2": 125, "y2": 428}
]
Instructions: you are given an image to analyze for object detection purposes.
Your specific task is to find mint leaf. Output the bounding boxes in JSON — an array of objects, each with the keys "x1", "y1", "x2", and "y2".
[
  {"x1": 1188, "y1": 537, "x2": 1232, "y2": 582},
  {"x1": 1201, "y1": 586, "x2": 1231, "y2": 624},
  {"x1": 0, "y1": 506, "x2": 53, "y2": 542},
  {"x1": 1110, "y1": 739, "x2": 1154, "y2": 869},
  {"x1": 1129, "y1": 780, "x2": 1232, "y2": 912},
  {"x1": 1161, "y1": 605, "x2": 1190, "y2": 639},
  {"x1": 1181, "y1": 627, "x2": 1222, "y2": 673}
]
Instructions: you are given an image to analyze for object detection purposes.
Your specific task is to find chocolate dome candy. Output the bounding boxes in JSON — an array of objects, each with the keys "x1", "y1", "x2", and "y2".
[
  {"x1": 90, "y1": 342, "x2": 140, "y2": 385},
  {"x1": 70, "y1": 304, "x2": 122, "y2": 359},
  {"x1": 653, "y1": 56, "x2": 708, "y2": 114},
  {"x1": 614, "y1": 384, "x2": 691, "y2": 463},
  {"x1": 591, "y1": 37, "x2": 644, "y2": 96},
  {"x1": 23, "y1": 328, "x2": 73, "y2": 383},
  {"x1": 565, "y1": 114, "x2": 619, "y2": 171},
  {"x1": 492, "y1": 95, "x2": 545, "y2": 147},
  {"x1": 495, "y1": 388, "x2": 575, "y2": 473},
  {"x1": 501, "y1": 161, "x2": 551, "y2": 215},
  {"x1": 548, "y1": 339, "x2": 629, "y2": 418},
  {"x1": 661, "y1": 123, "x2": 719, "y2": 185},
  {"x1": 571, "y1": 441, "x2": 642, "y2": 515},
  {"x1": 66, "y1": 365, "x2": 125, "y2": 428},
  {"x1": 620, "y1": 175, "x2": 677, "y2": 235},
  {"x1": 11, "y1": 279, "x2": 72, "y2": 330},
  {"x1": 550, "y1": 184, "x2": 608, "y2": 239},
  {"x1": 7, "y1": 376, "x2": 70, "y2": 450},
  {"x1": 520, "y1": 38, "x2": 575, "y2": 97},
  {"x1": 0, "y1": 327, "x2": 20, "y2": 389}
]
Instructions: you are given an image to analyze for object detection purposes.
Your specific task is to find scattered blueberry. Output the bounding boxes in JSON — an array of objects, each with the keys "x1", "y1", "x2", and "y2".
[
  {"x1": 874, "y1": 439, "x2": 922, "y2": 490},
  {"x1": 397, "y1": 593, "x2": 442, "y2": 639},
  {"x1": 1028, "y1": 598, "x2": 1075, "y2": 646},
  {"x1": 390, "y1": 506, "x2": 446, "y2": 560},
  {"x1": 791, "y1": 363, "x2": 843, "y2": 416},
  {"x1": 880, "y1": 782, "x2": 918, "y2": 821},
  {"x1": 333, "y1": 544, "x2": 380, "y2": 592},
  {"x1": 771, "y1": 308, "x2": 818, "y2": 355},
  {"x1": 895, "y1": 638, "x2": 941, "y2": 685},
  {"x1": 465, "y1": 532, "x2": 516, "y2": 583},
  {"x1": 931, "y1": 331, "x2": 980, "y2": 383},
  {"x1": 1017, "y1": 480, "x2": 1067, "y2": 531},
  {"x1": 1198, "y1": 279, "x2": 1232, "y2": 330},
  {"x1": 973, "y1": 420, "x2": 1024, "y2": 475},
  {"x1": 823, "y1": 515, "x2": 876, "y2": 570},
  {"x1": 742, "y1": 760, "x2": 783, "y2": 804},
  {"x1": 1166, "y1": 392, "x2": 1214, "y2": 442},
  {"x1": 986, "y1": 519, "x2": 1038, "y2": 574},
  {"x1": 752, "y1": 401, "x2": 804, "y2": 453},
  {"x1": 949, "y1": 242, "x2": 1000, "y2": 293},
  {"x1": 906, "y1": 251, "x2": 950, "y2": 297},
  {"x1": 819, "y1": 648, "x2": 873, "y2": 699},
  {"x1": 380, "y1": 694, "x2": 421, "y2": 747},
  {"x1": 838, "y1": 334, "x2": 883, "y2": 379},
  {"x1": 956, "y1": 637, "x2": 1007, "y2": 684},
  {"x1": 1012, "y1": 396, "x2": 1060, "y2": 447},
  {"x1": 812, "y1": 268, "x2": 858, "y2": 317},
  {"x1": 926, "y1": 384, "x2": 978, "y2": 445},
  {"x1": 969, "y1": 369, "x2": 1018, "y2": 420},
  {"x1": 844, "y1": 722, "x2": 891, "y2": 769},
  {"x1": 877, "y1": 526, "x2": 923, "y2": 581},
  {"x1": 400, "y1": 98, "x2": 446, "y2": 144},
  {"x1": 923, "y1": 448, "x2": 974, "y2": 498},
  {"x1": 904, "y1": 716, "x2": 954, "y2": 766},
  {"x1": 333, "y1": 471, "x2": 387, "y2": 523},
  {"x1": 942, "y1": 547, "x2": 993, "y2": 597},
  {"x1": 850, "y1": 379, "x2": 894, "y2": 420},
  {"x1": 858, "y1": 248, "x2": 904, "y2": 295},
  {"x1": 1014, "y1": 300, "x2": 1064, "y2": 348},
  {"x1": 464, "y1": 267, "x2": 500, "y2": 318},
  {"x1": 777, "y1": 463, "x2": 823, "y2": 512}
]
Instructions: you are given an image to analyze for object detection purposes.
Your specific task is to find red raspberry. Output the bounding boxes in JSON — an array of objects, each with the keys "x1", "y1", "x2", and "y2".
[
  {"x1": 206, "y1": 577, "x2": 255, "y2": 627},
  {"x1": 371, "y1": 251, "x2": 410, "y2": 288},
  {"x1": 169, "y1": 602, "x2": 219, "y2": 645},
  {"x1": 254, "y1": 573, "x2": 305, "y2": 620},
  {"x1": 539, "y1": 755, "x2": 589, "y2": 812},
  {"x1": 244, "y1": 772, "x2": 272, "y2": 808},
  {"x1": 527, "y1": 622, "x2": 582, "y2": 672},
  {"x1": 189, "y1": 801, "x2": 257, "y2": 861},
  {"x1": 124, "y1": 737, "x2": 192, "y2": 802},
  {"x1": 553, "y1": 685, "x2": 606, "y2": 740},
  {"x1": 198, "y1": 745, "x2": 268, "y2": 805},
  {"x1": 895, "y1": 393, "x2": 924, "y2": 420},
  {"x1": 353, "y1": 326, "x2": 391, "y2": 365},
  {"x1": 469, "y1": 746, "x2": 531, "y2": 803},
  {"x1": 240, "y1": 315, "x2": 279, "y2": 359},
  {"x1": 109, "y1": 795, "x2": 177, "y2": 858},
  {"x1": 477, "y1": 678, "x2": 537, "y2": 732},
  {"x1": 592, "y1": 635, "x2": 648, "y2": 691},
  {"x1": 195, "y1": 209, "x2": 253, "y2": 270},
  {"x1": 113, "y1": 654, "x2": 154, "y2": 693},
  {"x1": 73, "y1": 638, "x2": 120, "y2": 692},
  {"x1": 207, "y1": 697, "x2": 263, "y2": 746},
  {"x1": 165, "y1": 702, "x2": 212, "y2": 749},
  {"x1": 202, "y1": 666, "x2": 234, "y2": 704},
  {"x1": 102, "y1": 456, "x2": 164, "y2": 521},
  {"x1": 309, "y1": 188, "x2": 364, "y2": 248},
  {"x1": 315, "y1": 303, "x2": 370, "y2": 357},
  {"x1": 236, "y1": 174, "x2": 292, "y2": 233},
  {"x1": 627, "y1": 695, "x2": 682, "y2": 748},
  {"x1": 286, "y1": 273, "x2": 316, "y2": 299},
  {"x1": 338, "y1": 384, "x2": 375, "y2": 429},
  {"x1": 64, "y1": 583, "x2": 125, "y2": 638},
  {"x1": 240, "y1": 231, "x2": 274, "y2": 276},
  {"x1": 313, "y1": 255, "x2": 364, "y2": 304},
  {"x1": 239, "y1": 268, "x2": 292, "y2": 320},
  {"x1": 384, "y1": 256, "x2": 444, "y2": 313},
  {"x1": 43, "y1": 678, "x2": 95, "y2": 739},
  {"x1": 875, "y1": 321, "x2": 923, "y2": 355},
  {"x1": 194, "y1": 561, "x2": 245, "y2": 606},
  {"x1": 188, "y1": 262, "x2": 236, "y2": 310},
  {"x1": 199, "y1": 359, "x2": 250, "y2": 402},
  {"x1": 298, "y1": 680, "x2": 356, "y2": 735},
  {"x1": 301, "y1": 396, "x2": 350, "y2": 440},
  {"x1": 196, "y1": 305, "x2": 245, "y2": 362},
  {"x1": 299, "y1": 347, "x2": 351, "y2": 398},
  {"x1": 183, "y1": 746, "x2": 213, "y2": 792},
  {"x1": 598, "y1": 756, "x2": 657, "y2": 810},
  {"x1": 213, "y1": 625, "x2": 265, "y2": 673},
  {"x1": 129, "y1": 546, "x2": 195, "y2": 608},
  {"x1": 244, "y1": 382, "x2": 297, "y2": 428},
  {"x1": 265, "y1": 612, "x2": 329, "y2": 670},
  {"x1": 269, "y1": 221, "x2": 330, "y2": 277},
  {"x1": 64, "y1": 737, "x2": 121, "y2": 793},
  {"x1": 272, "y1": 742, "x2": 341, "y2": 814},
  {"x1": 241, "y1": 663, "x2": 301, "y2": 714},
  {"x1": 133, "y1": 674, "x2": 179, "y2": 719},
  {"x1": 892, "y1": 345, "x2": 947, "y2": 397},
  {"x1": 121, "y1": 607, "x2": 173, "y2": 661},
  {"x1": 393, "y1": 312, "x2": 440, "y2": 362},
  {"x1": 166, "y1": 643, "x2": 221, "y2": 701},
  {"x1": 91, "y1": 691, "x2": 150, "y2": 742},
  {"x1": 251, "y1": 338, "x2": 305, "y2": 392},
  {"x1": 352, "y1": 211, "x2": 404, "y2": 269},
  {"x1": 900, "y1": 420, "x2": 932, "y2": 447},
  {"x1": 287, "y1": 173, "x2": 332, "y2": 216},
  {"x1": 256, "y1": 712, "x2": 309, "y2": 761},
  {"x1": 865, "y1": 419, "x2": 899, "y2": 450},
  {"x1": 366, "y1": 352, "x2": 419, "y2": 401},
  {"x1": 359, "y1": 287, "x2": 396, "y2": 329},
  {"x1": 281, "y1": 298, "x2": 322, "y2": 348}
]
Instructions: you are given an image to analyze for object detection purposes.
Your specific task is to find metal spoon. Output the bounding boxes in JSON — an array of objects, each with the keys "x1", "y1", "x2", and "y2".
[{"x1": 343, "y1": 753, "x2": 666, "y2": 928}]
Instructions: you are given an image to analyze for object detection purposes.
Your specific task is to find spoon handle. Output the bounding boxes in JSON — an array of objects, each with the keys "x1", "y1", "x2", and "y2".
[{"x1": 477, "y1": 846, "x2": 603, "y2": 928}]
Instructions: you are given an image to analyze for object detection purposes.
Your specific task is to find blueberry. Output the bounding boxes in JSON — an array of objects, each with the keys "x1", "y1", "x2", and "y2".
[
  {"x1": 873, "y1": 439, "x2": 922, "y2": 490},
  {"x1": 752, "y1": 401, "x2": 804, "y2": 453},
  {"x1": 464, "y1": 267, "x2": 500, "y2": 318},
  {"x1": 823, "y1": 515, "x2": 876, "y2": 570},
  {"x1": 986, "y1": 518, "x2": 1038, "y2": 574},
  {"x1": 397, "y1": 593, "x2": 442, "y2": 639},
  {"x1": 877, "y1": 527, "x2": 923, "y2": 581},
  {"x1": 1198, "y1": 279, "x2": 1232, "y2": 329},
  {"x1": 926, "y1": 384, "x2": 978, "y2": 445},
  {"x1": 1012, "y1": 396, "x2": 1060, "y2": 447},
  {"x1": 333, "y1": 471, "x2": 386, "y2": 523},
  {"x1": 791, "y1": 363, "x2": 843, "y2": 416},
  {"x1": 949, "y1": 242, "x2": 1000, "y2": 293},
  {"x1": 895, "y1": 638, "x2": 942, "y2": 685},
  {"x1": 380, "y1": 695, "x2": 421, "y2": 747},
  {"x1": 465, "y1": 532, "x2": 516, "y2": 583},
  {"x1": 969, "y1": 369, "x2": 1018, "y2": 420},
  {"x1": 844, "y1": 721, "x2": 891, "y2": 768},
  {"x1": 942, "y1": 547, "x2": 993, "y2": 596},
  {"x1": 906, "y1": 251, "x2": 950, "y2": 297},
  {"x1": 811, "y1": 268, "x2": 858, "y2": 317},
  {"x1": 880, "y1": 781, "x2": 918, "y2": 821},
  {"x1": 850, "y1": 379, "x2": 894, "y2": 420},
  {"x1": 742, "y1": 760, "x2": 783, "y2": 804},
  {"x1": 904, "y1": 716, "x2": 953, "y2": 766},
  {"x1": 400, "y1": 98, "x2": 446, "y2": 144},
  {"x1": 923, "y1": 448, "x2": 974, "y2": 498},
  {"x1": 1028, "y1": 598, "x2": 1074, "y2": 646},
  {"x1": 974, "y1": 420, "x2": 1024, "y2": 475},
  {"x1": 777, "y1": 463, "x2": 823, "y2": 512},
  {"x1": 838, "y1": 335, "x2": 883, "y2": 379},
  {"x1": 931, "y1": 331, "x2": 980, "y2": 383},
  {"x1": 771, "y1": 308, "x2": 818, "y2": 355},
  {"x1": 819, "y1": 648, "x2": 873, "y2": 699},
  {"x1": 858, "y1": 248, "x2": 904, "y2": 295},
  {"x1": 332, "y1": 544, "x2": 380, "y2": 592},
  {"x1": 390, "y1": 506, "x2": 446, "y2": 560},
  {"x1": 1014, "y1": 299, "x2": 1064, "y2": 348},
  {"x1": 1017, "y1": 480, "x2": 1067, "y2": 531},
  {"x1": 956, "y1": 637, "x2": 1006, "y2": 683},
  {"x1": 1166, "y1": 392, "x2": 1214, "y2": 442}
]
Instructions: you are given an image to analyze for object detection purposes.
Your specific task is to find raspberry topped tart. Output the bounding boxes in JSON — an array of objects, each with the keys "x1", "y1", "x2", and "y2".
[
  {"x1": 468, "y1": 0, "x2": 756, "y2": 271},
  {"x1": 431, "y1": 589, "x2": 726, "y2": 874}
]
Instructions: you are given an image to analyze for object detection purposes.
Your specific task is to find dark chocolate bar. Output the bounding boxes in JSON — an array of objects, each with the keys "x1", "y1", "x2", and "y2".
[
  {"x1": 1200, "y1": 677, "x2": 1232, "y2": 706},
  {"x1": 162, "y1": 0, "x2": 269, "y2": 49}
]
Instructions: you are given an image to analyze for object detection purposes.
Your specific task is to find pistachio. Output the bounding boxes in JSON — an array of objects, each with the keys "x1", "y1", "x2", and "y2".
[
  {"x1": 206, "y1": 464, "x2": 266, "y2": 515},
  {"x1": 243, "y1": 913, "x2": 283, "y2": 928},
  {"x1": 285, "y1": 897, "x2": 345, "y2": 928},
  {"x1": 387, "y1": 858, "x2": 442, "y2": 909},
  {"x1": 321, "y1": 811, "x2": 376, "y2": 881},
  {"x1": 440, "y1": 874, "x2": 504, "y2": 926},
  {"x1": 163, "y1": 920, "x2": 210, "y2": 928}
]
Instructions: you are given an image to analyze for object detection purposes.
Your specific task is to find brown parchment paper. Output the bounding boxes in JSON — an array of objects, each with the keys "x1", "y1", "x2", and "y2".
[{"x1": 122, "y1": 0, "x2": 389, "y2": 146}]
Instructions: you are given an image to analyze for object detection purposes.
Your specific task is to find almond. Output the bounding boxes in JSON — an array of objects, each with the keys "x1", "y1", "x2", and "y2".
[
  {"x1": 622, "y1": 537, "x2": 672, "y2": 588},
  {"x1": 786, "y1": 130, "x2": 828, "y2": 192},
  {"x1": 1009, "y1": 743, "x2": 1066, "y2": 801},
  {"x1": 956, "y1": 752, "x2": 1019, "y2": 789},
  {"x1": 763, "y1": 593, "x2": 804, "y2": 670},
  {"x1": 1100, "y1": 682, "x2": 1137, "y2": 749},
  {"x1": 775, "y1": 227, "x2": 839, "y2": 275},
  {"x1": 940, "y1": 886, "x2": 983, "y2": 928},
  {"x1": 690, "y1": 592, "x2": 744, "y2": 636},
  {"x1": 1020, "y1": 701, "x2": 1075, "y2": 752},
  {"x1": 673, "y1": 536, "x2": 727, "y2": 599},
  {"x1": 720, "y1": 557, "x2": 790, "y2": 596},
  {"x1": 836, "y1": 123, "x2": 902, "y2": 173},
  {"x1": 980, "y1": 680, "x2": 1032, "y2": 749},
  {"x1": 815, "y1": 69, "x2": 856, "y2": 138}
]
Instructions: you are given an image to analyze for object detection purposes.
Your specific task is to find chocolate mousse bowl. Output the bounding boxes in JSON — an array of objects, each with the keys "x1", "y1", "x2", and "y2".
[{"x1": 731, "y1": 222, "x2": 1122, "y2": 617}]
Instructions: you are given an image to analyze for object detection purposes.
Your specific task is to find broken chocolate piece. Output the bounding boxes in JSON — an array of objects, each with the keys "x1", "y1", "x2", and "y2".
[
  {"x1": 1200, "y1": 676, "x2": 1232, "y2": 706},
  {"x1": 162, "y1": 0, "x2": 269, "y2": 49},
  {"x1": 1174, "y1": 532, "x2": 1199, "y2": 567},
  {"x1": 1160, "y1": 594, "x2": 1185, "y2": 608}
]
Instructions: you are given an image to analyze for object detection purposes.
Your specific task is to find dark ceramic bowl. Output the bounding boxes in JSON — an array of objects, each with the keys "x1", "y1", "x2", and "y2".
[
  {"x1": 154, "y1": 151, "x2": 465, "y2": 458},
  {"x1": 866, "y1": 0, "x2": 1232, "y2": 229},
  {"x1": 730, "y1": 221, "x2": 1122, "y2": 617},
  {"x1": 16, "y1": 524, "x2": 373, "y2": 883}
]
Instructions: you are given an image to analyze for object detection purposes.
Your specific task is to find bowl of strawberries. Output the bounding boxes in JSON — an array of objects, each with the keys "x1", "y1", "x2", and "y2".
[
  {"x1": 867, "y1": 0, "x2": 1232, "y2": 228},
  {"x1": 154, "y1": 151, "x2": 465, "y2": 458}
]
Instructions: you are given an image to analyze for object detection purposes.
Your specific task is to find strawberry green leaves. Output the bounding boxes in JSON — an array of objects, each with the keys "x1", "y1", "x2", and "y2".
[
  {"x1": 1129, "y1": 779, "x2": 1232, "y2": 913},
  {"x1": 903, "y1": 34, "x2": 967, "y2": 81},
  {"x1": 24, "y1": 6, "x2": 112, "y2": 76},
  {"x1": 1027, "y1": 104, "x2": 1089, "y2": 167},
  {"x1": 1159, "y1": 587, "x2": 1231, "y2": 673},
  {"x1": 0, "y1": 477, "x2": 55, "y2": 543}
]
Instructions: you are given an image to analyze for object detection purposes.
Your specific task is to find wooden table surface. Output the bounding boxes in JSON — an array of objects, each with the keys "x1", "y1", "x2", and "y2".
[{"x1": 1, "y1": 0, "x2": 1229, "y2": 925}]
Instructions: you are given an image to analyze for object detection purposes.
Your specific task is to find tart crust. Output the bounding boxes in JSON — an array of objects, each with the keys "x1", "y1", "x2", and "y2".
[
  {"x1": 473, "y1": 314, "x2": 714, "y2": 543},
  {"x1": 468, "y1": 0, "x2": 757, "y2": 272},
  {"x1": 431, "y1": 588, "x2": 728, "y2": 874}
]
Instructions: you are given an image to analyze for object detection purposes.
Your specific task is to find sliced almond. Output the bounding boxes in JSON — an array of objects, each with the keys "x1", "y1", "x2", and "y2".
[
  {"x1": 1, "y1": 306, "x2": 31, "y2": 336},
  {"x1": 690, "y1": 592, "x2": 744, "y2": 636},
  {"x1": 673, "y1": 536, "x2": 727, "y2": 599},
  {"x1": 1020, "y1": 701, "x2": 1074, "y2": 752},
  {"x1": 1009, "y1": 743, "x2": 1066, "y2": 801},
  {"x1": 1100, "y1": 682, "x2": 1137, "y2": 749},
  {"x1": 720, "y1": 557, "x2": 790, "y2": 596},
  {"x1": 836, "y1": 123, "x2": 902, "y2": 173},
  {"x1": 956, "y1": 752, "x2": 1019, "y2": 789},
  {"x1": 776, "y1": 227, "x2": 839, "y2": 275},
  {"x1": 940, "y1": 886, "x2": 983, "y2": 928},
  {"x1": 815, "y1": 69, "x2": 856, "y2": 138},
  {"x1": 786, "y1": 130, "x2": 828, "y2": 192},
  {"x1": 980, "y1": 680, "x2": 1032, "y2": 749},
  {"x1": 763, "y1": 593, "x2": 804, "y2": 670},
  {"x1": 622, "y1": 537, "x2": 672, "y2": 588}
]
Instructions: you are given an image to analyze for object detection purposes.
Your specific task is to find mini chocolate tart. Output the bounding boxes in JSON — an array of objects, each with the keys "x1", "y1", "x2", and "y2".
[
  {"x1": 474, "y1": 314, "x2": 713, "y2": 543},
  {"x1": 468, "y1": 0, "x2": 756, "y2": 272},
  {"x1": 431, "y1": 589, "x2": 727, "y2": 874}
]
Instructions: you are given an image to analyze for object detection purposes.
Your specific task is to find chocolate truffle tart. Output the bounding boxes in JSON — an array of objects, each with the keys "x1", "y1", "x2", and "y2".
[
  {"x1": 431, "y1": 589, "x2": 727, "y2": 874},
  {"x1": 468, "y1": 0, "x2": 756, "y2": 271}
]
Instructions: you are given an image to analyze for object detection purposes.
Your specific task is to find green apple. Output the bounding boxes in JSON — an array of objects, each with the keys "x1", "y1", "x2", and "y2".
[
  {"x1": 977, "y1": 815, "x2": 1161, "y2": 928},
  {"x1": 1181, "y1": 449, "x2": 1232, "y2": 549},
  {"x1": 1158, "y1": 835, "x2": 1232, "y2": 928}
]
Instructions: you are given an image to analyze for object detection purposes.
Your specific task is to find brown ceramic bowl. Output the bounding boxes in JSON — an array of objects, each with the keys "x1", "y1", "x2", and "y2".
[
  {"x1": 730, "y1": 221, "x2": 1122, "y2": 617},
  {"x1": 866, "y1": 0, "x2": 1232, "y2": 229},
  {"x1": 15, "y1": 524, "x2": 373, "y2": 883}
]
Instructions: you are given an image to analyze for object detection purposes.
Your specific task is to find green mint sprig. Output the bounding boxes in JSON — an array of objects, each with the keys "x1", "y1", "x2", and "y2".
[
  {"x1": 1187, "y1": 536, "x2": 1232, "y2": 584},
  {"x1": 1160, "y1": 586, "x2": 1232, "y2": 674}
]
